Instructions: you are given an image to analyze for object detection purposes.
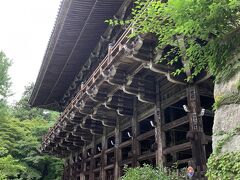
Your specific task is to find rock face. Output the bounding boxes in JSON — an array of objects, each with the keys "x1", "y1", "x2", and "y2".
[
  {"x1": 214, "y1": 72, "x2": 240, "y2": 97},
  {"x1": 213, "y1": 72, "x2": 240, "y2": 153}
]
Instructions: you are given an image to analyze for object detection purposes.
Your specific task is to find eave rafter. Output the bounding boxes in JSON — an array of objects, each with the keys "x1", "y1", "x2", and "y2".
[{"x1": 42, "y1": 26, "x2": 210, "y2": 156}]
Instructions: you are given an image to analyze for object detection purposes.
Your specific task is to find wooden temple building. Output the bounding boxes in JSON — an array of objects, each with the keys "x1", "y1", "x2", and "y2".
[{"x1": 30, "y1": 0, "x2": 214, "y2": 179}]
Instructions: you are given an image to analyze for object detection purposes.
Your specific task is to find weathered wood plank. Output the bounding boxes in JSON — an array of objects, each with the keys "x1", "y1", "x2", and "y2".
[
  {"x1": 162, "y1": 116, "x2": 188, "y2": 131},
  {"x1": 119, "y1": 140, "x2": 132, "y2": 149},
  {"x1": 137, "y1": 152, "x2": 155, "y2": 161},
  {"x1": 137, "y1": 129, "x2": 155, "y2": 141},
  {"x1": 104, "y1": 164, "x2": 114, "y2": 170},
  {"x1": 166, "y1": 158, "x2": 193, "y2": 167},
  {"x1": 163, "y1": 142, "x2": 191, "y2": 155}
]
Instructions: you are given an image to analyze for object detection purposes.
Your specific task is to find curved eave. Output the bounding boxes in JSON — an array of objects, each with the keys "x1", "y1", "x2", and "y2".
[{"x1": 30, "y1": 0, "x2": 124, "y2": 111}]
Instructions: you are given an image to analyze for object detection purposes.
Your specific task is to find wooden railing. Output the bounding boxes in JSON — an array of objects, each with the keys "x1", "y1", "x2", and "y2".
[{"x1": 43, "y1": 27, "x2": 133, "y2": 144}]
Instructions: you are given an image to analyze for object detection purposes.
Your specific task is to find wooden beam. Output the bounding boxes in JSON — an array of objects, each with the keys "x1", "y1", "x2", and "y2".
[
  {"x1": 93, "y1": 167, "x2": 101, "y2": 173},
  {"x1": 166, "y1": 158, "x2": 193, "y2": 167},
  {"x1": 93, "y1": 154, "x2": 101, "y2": 159},
  {"x1": 161, "y1": 89, "x2": 186, "y2": 109},
  {"x1": 104, "y1": 164, "x2": 114, "y2": 170},
  {"x1": 120, "y1": 159, "x2": 132, "y2": 166},
  {"x1": 119, "y1": 139, "x2": 132, "y2": 149},
  {"x1": 105, "y1": 147, "x2": 114, "y2": 154},
  {"x1": 138, "y1": 152, "x2": 156, "y2": 161},
  {"x1": 138, "y1": 105, "x2": 155, "y2": 121},
  {"x1": 137, "y1": 129, "x2": 155, "y2": 141},
  {"x1": 162, "y1": 116, "x2": 188, "y2": 131},
  {"x1": 163, "y1": 142, "x2": 191, "y2": 155}
]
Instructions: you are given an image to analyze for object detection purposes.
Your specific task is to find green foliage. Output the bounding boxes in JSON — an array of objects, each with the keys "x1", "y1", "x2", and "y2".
[
  {"x1": 121, "y1": 164, "x2": 185, "y2": 180},
  {"x1": 0, "y1": 112, "x2": 63, "y2": 180},
  {"x1": 0, "y1": 86, "x2": 62, "y2": 179},
  {"x1": 11, "y1": 83, "x2": 59, "y2": 121},
  {"x1": 214, "y1": 125, "x2": 240, "y2": 154},
  {"x1": 41, "y1": 158, "x2": 64, "y2": 180},
  {"x1": 0, "y1": 51, "x2": 63, "y2": 179},
  {"x1": 207, "y1": 152, "x2": 240, "y2": 180},
  {"x1": 0, "y1": 51, "x2": 11, "y2": 99},
  {"x1": 0, "y1": 155, "x2": 26, "y2": 180},
  {"x1": 108, "y1": 0, "x2": 240, "y2": 82},
  {"x1": 213, "y1": 92, "x2": 240, "y2": 110},
  {"x1": 207, "y1": 124, "x2": 240, "y2": 179}
]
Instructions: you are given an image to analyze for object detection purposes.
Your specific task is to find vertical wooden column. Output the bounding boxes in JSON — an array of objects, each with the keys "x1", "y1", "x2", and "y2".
[
  {"x1": 186, "y1": 85, "x2": 207, "y2": 178},
  {"x1": 80, "y1": 145, "x2": 87, "y2": 180},
  {"x1": 77, "y1": 150, "x2": 82, "y2": 180},
  {"x1": 132, "y1": 97, "x2": 139, "y2": 167},
  {"x1": 101, "y1": 128, "x2": 107, "y2": 180},
  {"x1": 62, "y1": 160, "x2": 66, "y2": 180},
  {"x1": 89, "y1": 137, "x2": 95, "y2": 180},
  {"x1": 72, "y1": 153, "x2": 76, "y2": 179},
  {"x1": 78, "y1": 151, "x2": 82, "y2": 180},
  {"x1": 114, "y1": 118, "x2": 120, "y2": 180},
  {"x1": 69, "y1": 154, "x2": 75, "y2": 180},
  {"x1": 155, "y1": 80, "x2": 166, "y2": 166},
  {"x1": 119, "y1": 125, "x2": 123, "y2": 177},
  {"x1": 79, "y1": 149, "x2": 84, "y2": 180},
  {"x1": 62, "y1": 159, "x2": 69, "y2": 180},
  {"x1": 72, "y1": 153, "x2": 78, "y2": 180},
  {"x1": 169, "y1": 109, "x2": 177, "y2": 162},
  {"x1": 67, "y1": 160, "x2": 71, "y2": 179}
]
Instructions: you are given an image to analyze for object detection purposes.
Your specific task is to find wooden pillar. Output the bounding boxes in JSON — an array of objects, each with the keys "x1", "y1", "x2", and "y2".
[
  {"x1": 62, "y1": 160, "x2": 65, "y2": 180},
  {"x1": 67, "y1": 156, "x2": 72, "y2": 180},
  {"x1": 79, "y1": 148, "x2": 84, "y2": 180},
  {"x1": 72, "y1": 153, "x2": 77, "y2": 179},
  {"x1": 114, "y1": 118, "x2": 120, "y2": 180},
  {"x1": 169, "y1": 108, "x2": 177, "y2": 162},
  {"x1": 132, "y1": 97, "x2": 139, "y2": 167},
  {"x1": 80, "y1": 145, "x2": 87, "y2": 180},
  {"x1": 101, "y1": 128, "x2": 107, "y2": 180},
  {"x1": 89, "y1": 137, "x2": 95, "y2": 180},
  {"x1": 72, "y1": 153, "x2": 79, "y2": 180},
  {"x1": 186, "y1": 85, "x2": 207, "y2": 178},
  {"x1": 119, "y1": 126, "x2": 123, "y2": 177},
  {"x1": 76, "y1": 150, "x2": 82, "y2": 180},
  {"x1": 155, "y1": 80, "x2": 166, "y2": 165},
  {"x1": 70, "y1": 154, "x2": 75, "y2": 180},
  {"x1": 62, "y1": 159, "x2": 69, "y2": 180}
]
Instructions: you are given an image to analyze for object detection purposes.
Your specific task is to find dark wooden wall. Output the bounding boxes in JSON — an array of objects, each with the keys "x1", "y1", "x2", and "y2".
[{"x1": 62, "y1": 80, "x2": 214, "y2": 180}]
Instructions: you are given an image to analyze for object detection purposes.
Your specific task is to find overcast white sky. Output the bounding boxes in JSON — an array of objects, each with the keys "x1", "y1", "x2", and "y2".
[{"x1": 0, "y1": 0, "x2": 61, "y2": 103}]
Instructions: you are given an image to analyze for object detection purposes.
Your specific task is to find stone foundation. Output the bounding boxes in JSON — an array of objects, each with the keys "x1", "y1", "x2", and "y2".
[{"x1": 213, "y1": 71, "x2": 240, "y2": 153}]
